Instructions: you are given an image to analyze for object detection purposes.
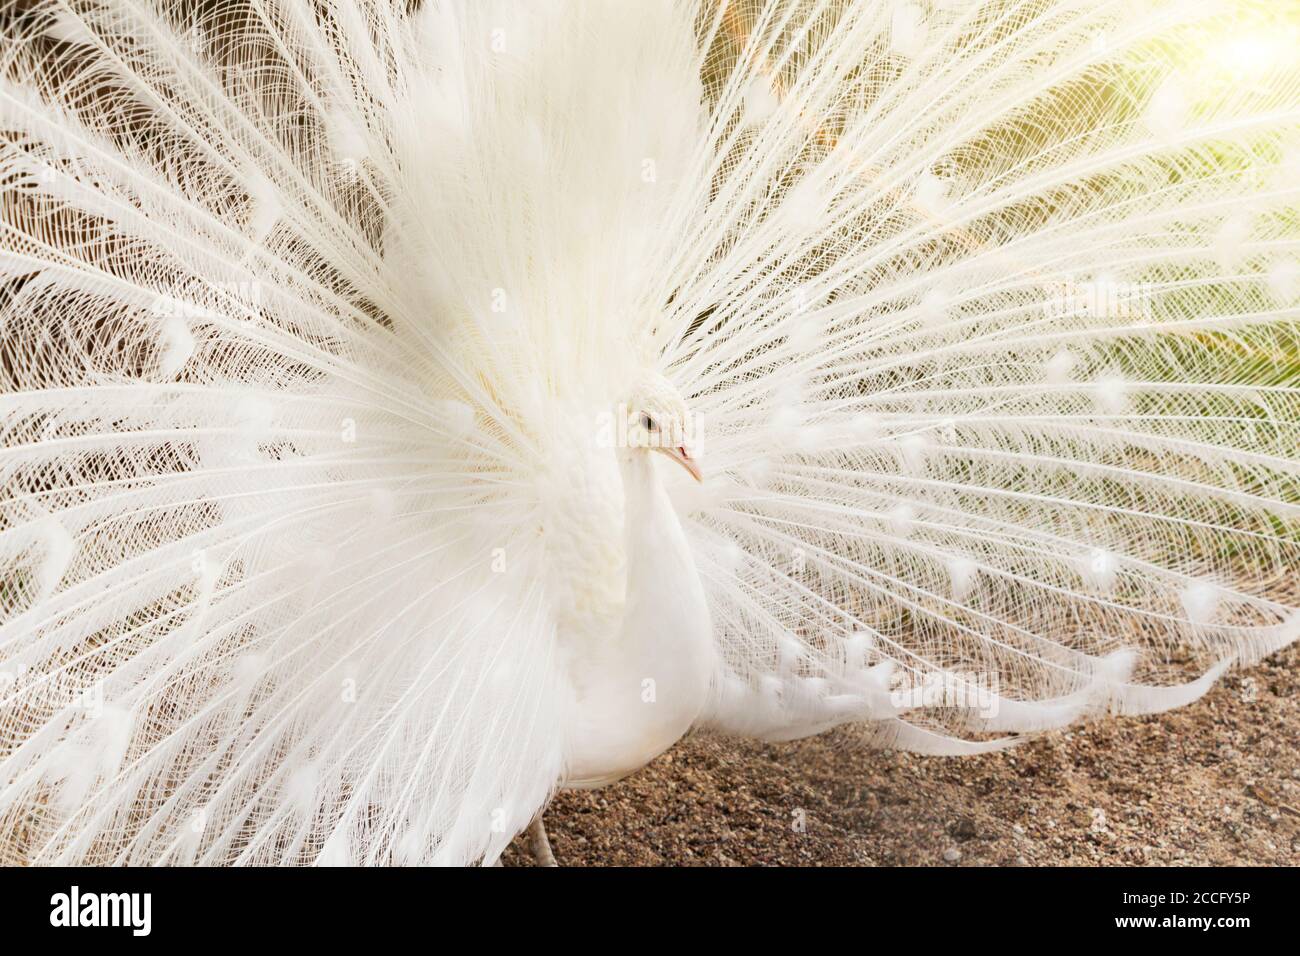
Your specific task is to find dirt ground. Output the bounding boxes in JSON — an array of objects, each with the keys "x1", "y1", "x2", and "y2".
[{"x1": 502, "y1": 644, "x2": 1300, "y2": 866}]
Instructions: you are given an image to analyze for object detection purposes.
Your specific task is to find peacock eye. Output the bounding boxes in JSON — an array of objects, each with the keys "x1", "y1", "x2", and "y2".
[{"x1": 641, "y1": 413, "x2": 657, "y2": 431}]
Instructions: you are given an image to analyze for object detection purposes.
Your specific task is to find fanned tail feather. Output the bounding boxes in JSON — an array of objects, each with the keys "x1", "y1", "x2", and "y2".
[{"x1": 671, "y1": 0, "x2": 1300, "y2": 747}]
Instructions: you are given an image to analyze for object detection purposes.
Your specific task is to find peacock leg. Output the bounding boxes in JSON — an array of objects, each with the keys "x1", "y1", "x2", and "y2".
[{"x1": 528, "y1": 816, "x2": 558, "y2": 867}]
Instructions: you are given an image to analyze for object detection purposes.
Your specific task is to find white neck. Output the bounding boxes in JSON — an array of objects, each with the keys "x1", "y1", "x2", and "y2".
[{"x1": 561, "y1": 449, "x2": 714, "y2": 788}]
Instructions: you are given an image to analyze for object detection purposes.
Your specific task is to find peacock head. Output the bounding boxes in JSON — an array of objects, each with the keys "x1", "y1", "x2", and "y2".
[{"x1": 625, "y1": 373, "x2": 702, "y2": 483}]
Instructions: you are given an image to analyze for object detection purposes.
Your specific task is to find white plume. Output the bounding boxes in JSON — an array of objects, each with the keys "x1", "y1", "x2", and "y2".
[{"x1": 2, "y1": 0, "x2": 1298, "y2": 865}]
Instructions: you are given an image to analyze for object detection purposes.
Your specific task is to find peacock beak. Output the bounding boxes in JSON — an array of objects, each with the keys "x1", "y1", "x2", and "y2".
[{"x1": 655, "y1": 444, "x2": 703, "y2": 482}]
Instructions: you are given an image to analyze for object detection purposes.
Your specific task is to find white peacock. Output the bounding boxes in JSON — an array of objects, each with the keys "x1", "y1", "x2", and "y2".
[{"x1": 0, "y1": 0, "x2": 1297, "y2": 865}]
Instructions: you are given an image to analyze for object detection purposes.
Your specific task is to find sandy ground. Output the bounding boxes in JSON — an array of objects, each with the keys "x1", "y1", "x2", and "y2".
[{"x1": 502, "y1": 644, "x2": 1300, "y2": 866}]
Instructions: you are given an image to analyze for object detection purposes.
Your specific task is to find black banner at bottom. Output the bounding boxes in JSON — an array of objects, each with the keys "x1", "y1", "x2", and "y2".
[{"x1": 0, "y1": 865, "x2": 1285, "y2": 941}]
